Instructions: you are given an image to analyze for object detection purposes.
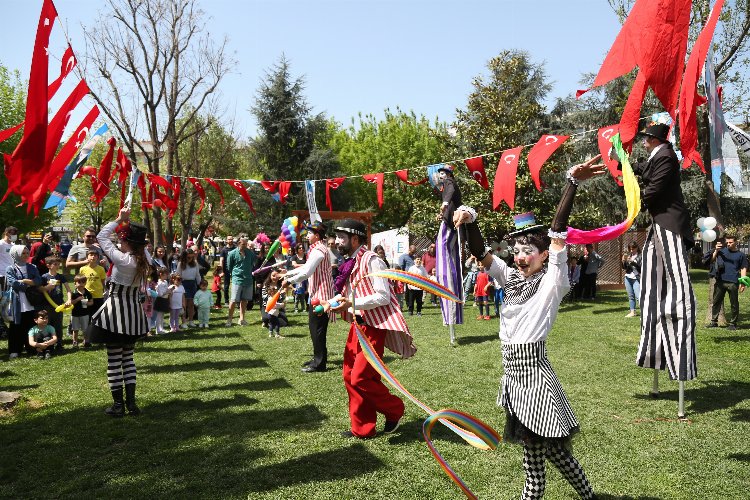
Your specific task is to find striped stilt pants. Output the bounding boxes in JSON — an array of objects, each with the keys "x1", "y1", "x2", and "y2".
[
  {"x1": 636, "y1": 223, "x2": 697, "y2": 381},
  {"x1": 436, "y1": 221, "x2": 464, "y2": 325}
]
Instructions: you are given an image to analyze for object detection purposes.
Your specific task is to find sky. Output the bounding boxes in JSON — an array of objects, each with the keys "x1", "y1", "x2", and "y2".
[{"x1": 1, "y1": 0, "x2": 624, "y2": 140}]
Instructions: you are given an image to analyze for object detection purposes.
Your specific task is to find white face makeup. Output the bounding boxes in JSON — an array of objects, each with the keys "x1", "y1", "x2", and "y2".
[
  {"x1": 513, "y1": 242, "x2": 548, "y2": 277},
  {"x1": 438, "y1": 171, "x2": 447, "y2": 180}
]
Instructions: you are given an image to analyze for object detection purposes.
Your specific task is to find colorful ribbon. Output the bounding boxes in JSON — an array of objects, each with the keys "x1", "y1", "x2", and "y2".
[
  {"x1": 567, "y1": 133, "x2": 641, "y2": 244},
  {"x1": 350, "y1": 270, "x2": 500, "y2": 498}
]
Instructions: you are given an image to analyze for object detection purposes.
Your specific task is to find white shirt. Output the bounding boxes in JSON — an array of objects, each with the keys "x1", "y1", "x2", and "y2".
[
  {"x1": 0, "y1": 239, "x2": 13, "y2": 273},
  {"x1": 486, "y1": 246, "x2": 569, "y2": 344},
  {"x1": 169, "y1": 285, "x2": 185, "y2": 309},
  {"x1": 351, "y1": 250, "x2": 390, "y2": 311},
  {"x1": 97, "y1": 222, "x2": 152, "y2": 287},
  {"x1": 285, "y1": 249, "x2": 325, "y2": 284},
  {"x1": 406, "y1": 264, "x2": 428, "y2": 290}
]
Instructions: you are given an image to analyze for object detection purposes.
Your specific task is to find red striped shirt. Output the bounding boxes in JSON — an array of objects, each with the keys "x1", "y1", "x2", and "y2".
[{"x1": 308, "y1": 240, "x2": 335, "y2": 321}]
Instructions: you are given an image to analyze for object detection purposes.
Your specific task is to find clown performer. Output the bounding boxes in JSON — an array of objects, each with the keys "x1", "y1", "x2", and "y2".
[
  {"x1": 281, "y1": 220, "x2": 336, "y2": 374},
  {"x1": 454, "y1": 156, "x2": 604, "y2": 500},
  {"x1": 433, "y1": 164, "x2": 464, "y2": 345},
  {"x1": 329, "y1": 219, "x2": 416, "y2": 439},
  {"x1": 87, "y1": 207, "x2": 151, "y2": 417}
]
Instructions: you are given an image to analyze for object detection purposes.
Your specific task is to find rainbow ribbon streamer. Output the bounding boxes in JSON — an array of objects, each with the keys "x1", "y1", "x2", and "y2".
[
  {"x1": 350, "y1": 270, "x2": 500, "y2": 499},
  {"x1": 567, "y1": 133, "x2": 640, "y2": 244}
]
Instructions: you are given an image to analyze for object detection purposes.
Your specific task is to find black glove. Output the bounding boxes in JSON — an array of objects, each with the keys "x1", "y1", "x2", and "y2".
[
  {"x1": 550, "y1": 175, "x2": 578, "y2": 234},
  {"x1": 465, "y1": 222, "x2": 489, "y2": 260}
]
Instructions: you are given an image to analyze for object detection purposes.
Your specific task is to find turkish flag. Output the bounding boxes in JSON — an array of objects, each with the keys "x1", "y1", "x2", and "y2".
[
  {"x1": 597, "y1": 125, "x2": 623, "y2": 185},
  {"x1": 363, "y1": 173, "x2": 384, "y2": 208},
  {"x1": 188, "y1": 177, "x2": 206, "y2": 214},
  {"x1": 43, "y1": 79, "x2": 90, "y2": 170},
  {"x1": 325, "y1": 177, "x2": 345, "y2": 211},
  {"x1": 48, "y1": 45, "x2": 76, "y2": 99},
  {"x1": 394, "y1": 169, "x2": 427, "y2": 186},
  {"x1": 678, "y1": 0, "x2": 725, "y2": 171},
  {"x1": 116, "y1": 148, "x2": 133, "y2": 209},
  {"x1": 137, "y1": 172, "x2": 151, "y2": 209},
  {"x1": 493, "y1": 147, "x2": 522, "y2": 210},
  {"x1": 260, "y1": 181, "x2": 279, "y2": 193},
  {"x1": 204, "y1": 178, "x2": 224, "y2": 205},
  {"x1": 277, "y1": 181, "x2": 292, "y2": 204},
  {"x1": 464, "y1": 156, "x2": 489, "y2": 190},
  {"x1": 91, "y1": 137, "x2": 117, "y2": 205},
  {"x1": 227, "y1": 179, "x2": 256, "y2": 214},
  {"x1": 526, "y1": 135, "x2": 569, "y2": 191},
  {"x1": 2, "y1": 0, "x2": 57, "y2": 205}
]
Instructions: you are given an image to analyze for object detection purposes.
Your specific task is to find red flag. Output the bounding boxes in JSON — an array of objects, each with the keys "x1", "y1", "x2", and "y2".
[
  {"x1": 578, "y1": 0, "x2": 692, "y2": 146},
  {"x1": 204, "y1": 178, "x2": 224, "y2": 205},
  {"x1": 115, "y1": 148, "x2": 133, "y2": 209},
  {"x1": 137, "y1": 172, "x2": 151, "y2": 209},
  {"x1": 48, "y1": 45, "x2": 76, "y2": 99},
  {"x1": 91, "y1": 137, "x2": 117, "y2": 205},
  {"x1": 260, "y1": 181, "x2": 279, "y2": 193},
  {"x1": 394, "y1": 169, "x2": 427, "y2": 186},
  {"x1": 325, "y1": 177, "x2": 345, "y2": 212},
  {"x1": 227, "y1": 179, "x2": 255, "y2": 214},
  {"x1": 493, "y1": 147, "x2": 522, "y2": 211},
  {"x1": 597, "y1": 125, "x2": 623, "y2": 185},
  {"x1": 277, "y1": 181, "x2": 292, "y2": 204},
  {"x1": 43, "y1": 79, "x2": 89, "y2": 168},
  {"x1": 678, "y1": 0, "x2": 725, "y2": 172},
  {"x1": 526, "y1": 135, "x2": 569, "y2": 191},
  {"x1": 169, "y1": 176, "x2": 180, "y2": 217},
  {"x1": 147, "y1": 174, "x2": 178, "y2": 217},
  {"x1": 363, "y1": 173, "x2": 384, "y2": 208},
  {"x1": 188, "y1": 177, "x2": 206, "y2": 214},
  {"x1": 2, "y1": 0, "x2": 57, "y2": 204},
  {"x1": 464, "y1": 156, "x2": 490, "y2": 190},
  {"x1": 0, "y1": 123, "x2": 24, "y2": 144}
]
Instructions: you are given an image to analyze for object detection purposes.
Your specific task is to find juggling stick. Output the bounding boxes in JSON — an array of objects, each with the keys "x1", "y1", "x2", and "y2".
[
  {"x1": 264, "y1": 289, "x2": 282, "y2": 313},
  {"x1": 258, "y1": 240, "x2": 281, "y2": 270},
  {"x1": 42, "y1": 290, "x2": 73, "y2": 313},
  {"x1": 251, "y1": 260, "x2": 286, "y2": 278},
  {"x1": 348, "y1": 269, "x2": 499, "y2": 498}
]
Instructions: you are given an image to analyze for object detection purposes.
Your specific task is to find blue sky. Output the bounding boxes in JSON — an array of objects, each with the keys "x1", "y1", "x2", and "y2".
[{"x1": 1, "y1": 0, "x2": 623, "y2": 139}]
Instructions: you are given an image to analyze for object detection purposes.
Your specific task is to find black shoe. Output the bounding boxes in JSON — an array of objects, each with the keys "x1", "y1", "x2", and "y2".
[
  {"x1": 301, "y1": 366, "x2": 326, "y2": 373},
  {"x1": 125, "y1": 384, "x2": 141, "y2": 416},
  {"x1": 105, "y1": 388, "x2": 125, "y2": 417},
  {"x1": 728, "y1": 325, "x2": 738, "y2": 331},
  {"x1": 383, "y1": 418, "x2": 401, "y2": 434},
  {"x1": 301, "y1": 360, "x2": 313, "y2": 367},
  {"x1": 707, "y1": 323, "x2": 718, "y2": 328}
]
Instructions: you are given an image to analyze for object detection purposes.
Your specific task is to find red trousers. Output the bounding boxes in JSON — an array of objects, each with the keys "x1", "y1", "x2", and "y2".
[{"x1": 343, "y1": 322, "x2": 404, "y2": 438}]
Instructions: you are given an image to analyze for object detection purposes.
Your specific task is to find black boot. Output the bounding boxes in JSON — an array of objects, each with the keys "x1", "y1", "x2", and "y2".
[
  {"x1": 124, "y1": 384, "x2": 141, "y2": 415},
  {"x1": 104, "y1": 388, "x2": 125, "y2": 417}
]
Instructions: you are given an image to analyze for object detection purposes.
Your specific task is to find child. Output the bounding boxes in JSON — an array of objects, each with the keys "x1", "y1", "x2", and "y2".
[
  {"x1": 144, "y1": 268, "x2": 158, "y2": 334},
  {"x1": 473, "y1": 262, "x2": 491, "y2": 320},
  {"x1": 80, "y1": 249, "x2": 107, "y2": 314},
  {"x1": 193, "y1": 279, "x2": 213, "y2": 328},
  {"x1": 406, "y1": 256, "x2": 428, "y2": 316},
  {"x1": 492, "y1": 277, "x2": 504, "y2": 318},
  {"x1": 262, "y1": 272, "x2": 285, "y2": 339},
  {"x1": 211, "y1": 265, "x2": 223, "y2": 309},
  {"x1": 68, "y1": 274, "x2": 93, "y2": 347},
  {"x1": 28, "y1": 310, "x2": 57, "y2": 359},
  {"x1": 393, "y1": 276, "x2": 405, "y2": 311},
  {"x1": 293, "y1": 279, "x2": 308, "y2": 313},
  {"x1": 152, "y1": 267, "x2": 170, "y2": 334},
  {"x1": 168, "y1": 273, "x2": 186, "y2": 332},
  {"x1": 567, "y1": 253, "x2": 581, "y2": 303},
  {"x1": 428, "y1": 268, "x2": 439, "y2": 305},
  {"x1": 42, "y1": 256, "x2": 72, "y2": 349}
]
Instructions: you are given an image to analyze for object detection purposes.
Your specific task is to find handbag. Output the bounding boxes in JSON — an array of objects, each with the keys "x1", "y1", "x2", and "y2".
[
  {"x1": 24, "y1": 286, "x2": 47, "y2": 308},
  {"x1": 153, "y1": 296, "x2": 171, "y2": 312}
]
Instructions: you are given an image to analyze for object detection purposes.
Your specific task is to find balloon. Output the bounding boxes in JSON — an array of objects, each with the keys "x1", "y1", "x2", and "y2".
[
  {"x1": 702, "y1": 229, "x2": 717, "y2": 242},
  {"x1": 499, "y1": 241, "x2": 508, "y2": 250},
  {"x1": 153, "y1": 198, "x2": 163, "y2": 208},
  {"x1": 703, "y1": 217, "x2": 717, "y2": 230},
  {"x1": 696, "y1": 217, "x2": 706, "y2": 230},
  {"x1": 499, "y1": 250, "x2": 509, "y2": 259}
]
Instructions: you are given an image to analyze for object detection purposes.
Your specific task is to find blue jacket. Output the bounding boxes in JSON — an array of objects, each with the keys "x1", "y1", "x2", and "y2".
[{"x1": 5, "y1": 263, "x2": 43, "y2": 324}]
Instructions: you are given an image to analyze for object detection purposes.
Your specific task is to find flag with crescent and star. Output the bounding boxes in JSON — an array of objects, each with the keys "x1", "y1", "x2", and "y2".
[
  {"x1": 204, "y1": 178, "x2": 225, "y2": 205},
  {"x1": 394, "y1": 169, "x2": 427, "y2": 186},
  {"x1": 597, "y1": 125, "x2": 622, "y2": 186},
  {"x1": 526, "y1": 135, "x2": 569, "y2": 191},
  {"x1": 464, "y1": 156, "x2": 489, "y2": 190},
  {"x1": 493, "y1": 147, "x2": 522, "y2": 211},
  {"x1": 362, "y1": 173, "x2": 384, "y2": 208},
  {"x1": 227, "y1": 179, "x2": 255, "y2": 214},
  {"x1": 325, "y1": 177, "x2": 345, "y2": 212},
  {"x1": 188, "y1": 177, "x2": 206, "y2": 214}
]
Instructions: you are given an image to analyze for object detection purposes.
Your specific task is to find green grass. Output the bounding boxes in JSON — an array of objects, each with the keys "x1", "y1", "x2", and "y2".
[{"x1": 1, "y1": 269, "x2": 749, "y2": 499}]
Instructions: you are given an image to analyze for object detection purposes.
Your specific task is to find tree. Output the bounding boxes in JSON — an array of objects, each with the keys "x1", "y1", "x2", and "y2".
[
  {"x1": 82, "y1": 0, "x2": 232, "y2": 245},
  {"x1": 0, "y1": 63, "x2": 56, "y2": 234}
]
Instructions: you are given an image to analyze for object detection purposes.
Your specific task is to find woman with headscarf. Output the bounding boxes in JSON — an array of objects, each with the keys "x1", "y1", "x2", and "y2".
[
  {"x1": 5, "y1": 245, "x2": 44, "y2": 358},
  {"x1": 87, "y1": 207, "x2": 150, "y2": 417}
]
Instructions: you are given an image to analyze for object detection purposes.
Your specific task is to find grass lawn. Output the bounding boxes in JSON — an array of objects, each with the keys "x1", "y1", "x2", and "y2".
[{"x1": 1, "y1": 269, "x2": 749, "y2": 499}]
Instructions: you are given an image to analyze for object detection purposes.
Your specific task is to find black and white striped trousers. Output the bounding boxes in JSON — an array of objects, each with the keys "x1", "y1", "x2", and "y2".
[
  {"x1": 107, "y1": 345, "x2": 136, "y2": 390},
  {"x1": 636, "y1": 223, "x2": 697, "y2": 381}
]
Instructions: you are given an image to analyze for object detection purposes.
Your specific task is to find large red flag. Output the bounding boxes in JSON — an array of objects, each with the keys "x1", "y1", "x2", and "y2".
[
  {"x1": 48, "y1": 45, "x2": 76, "y2": 99},
  {"x1": 204, "y1": 178, "x2": 224, "y2": 205},
  {"x1": 597, "y1": 125, "x2": 623, "y2": 185},
  {"x1": 277, "y1": 181, "x2": 292, "y2": 204},
  {"x1": 91, "y1": 137, "x2": 117, "y2": 205},
  {"x1": 2, "y1": 0, "x2": 57, "y2": 204},
  {"x1": 679, "y1": 0, "x2": 725, "y2": 172},
  {"x1": 137, "y1": 172, "x2": 151, "y2": 209},
  {"x1": 0, "y1": 123, "x2": 24, "y2": 144},
  {"x1": 116, "y1": 148, "x2": 133, "y2": 209},
  {"x1": 464, "y1": 156, "x2": 490, "y2": 190},
  {"x1": 227, "y1": 179, "x2": 255, "y2": 214},
  {"x1": 394, "y1": 169, "x2": 427, "y2": 186},
  {"x1": 526, "y1": 135, "x2": 568, "y2": 191},
  {"x1": 43, "y1": 79, "x2": 89, "y2": 168},
  {"x1": 493, "y1": 147, "x2": 522, "y2": 211},
  {"x1": 363, "y1": 173, "x2": 384, "y2": 208},
  {"x1": 325, "y1": 177, "x2": 345, "y2": 212},
  {"x1": 187, "y1": 177, "x2": 206, "y2": 214}
]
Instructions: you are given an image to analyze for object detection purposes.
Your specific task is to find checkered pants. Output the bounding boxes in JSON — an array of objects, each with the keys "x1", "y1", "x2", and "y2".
[{"x1": 522, "y1": 441, "x2": 595, "y2": 499}]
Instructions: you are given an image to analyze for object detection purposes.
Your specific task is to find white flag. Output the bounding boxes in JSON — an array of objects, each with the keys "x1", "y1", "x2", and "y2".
[{"x1": 305, "y1": 180, "x2": 322, "y2": 223}]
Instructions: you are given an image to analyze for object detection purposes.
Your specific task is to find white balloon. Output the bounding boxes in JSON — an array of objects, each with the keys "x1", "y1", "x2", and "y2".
[
  {"x1": 696, "y1": 217, "x2": 706, "y2": 230},
  {"x1": 704, "y1": 217, "x2": 717, "y2": 230},
  {"x1": 702, "y1": 229, "x2": 717, "y2": 242},
  {"x1": 499, "y1": 250, "x2": 509, "y2": 259},
  {"x1": 499, "y1": 241, "x2": 509, "y2": 250}
]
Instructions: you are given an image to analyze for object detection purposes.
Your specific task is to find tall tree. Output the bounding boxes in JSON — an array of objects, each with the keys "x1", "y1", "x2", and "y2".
[{"x1": 82, "y1": 0, "x2": 232, "y2": 244}]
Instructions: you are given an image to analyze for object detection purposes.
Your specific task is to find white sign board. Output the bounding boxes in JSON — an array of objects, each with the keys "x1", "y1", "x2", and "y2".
[{"x1": 370, "y1": 227, "x2": 409, "y2": 268}]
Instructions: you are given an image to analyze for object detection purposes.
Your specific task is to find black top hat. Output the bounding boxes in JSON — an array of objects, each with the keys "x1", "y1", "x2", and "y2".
[
  {"x1": 639, "y1": 123, "x2": 670, "y2": 142},
  {"x1": 304, "y1": 220, "x2": 328, "y2": 236},
  {"x1": 508, "y1": 224, "x2": 546, "y2": 239},
  {"x1": 334, "y1": 219, "x2": 367, "y2": 238},
  {"x1": 118, "y1": 222, "x2": 148, "y2": 246}
]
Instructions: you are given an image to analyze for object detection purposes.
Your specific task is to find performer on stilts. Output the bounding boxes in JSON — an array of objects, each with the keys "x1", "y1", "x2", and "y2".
[
  {"x1": 87, "y1": 207, "x2": 151, "y2": 417},
  {"x1": 631, "y1": 123, "x2": 697, "y2": 417},
  {"x1": 329, "y1": 219, "x2": 416, "y2": 439},
  {"x1": 433, "y1": 164, "x2": 463, "y2": 345},
  {"x1": 454, "y1": 156, "x2": 604, "y2": 500}
]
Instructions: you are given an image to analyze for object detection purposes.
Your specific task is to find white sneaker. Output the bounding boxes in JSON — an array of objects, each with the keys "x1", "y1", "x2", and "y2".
[{"x1": 625, "y1": 311, "x2": 637, "y2": 318}]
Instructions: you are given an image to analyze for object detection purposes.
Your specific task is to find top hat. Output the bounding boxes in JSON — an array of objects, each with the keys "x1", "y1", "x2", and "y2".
[
  {"x1": 304, "y1": 220, "x2": 328, "y2": 236},
  {"x1": 334, "y1": 219, "x2": 367, "y2": 238},
  {"x1": 508, "y1": 212, "x2": 545, "y2": 238},
  {"x1": 639, "y1": 123, "x2": 670, "y2": 142},
  {"x1": 437, "y1": 164, "x2": 455, "y2": 174},
  {"x1": 117, "y1": 222, "x2": 148, "y2": 246}
]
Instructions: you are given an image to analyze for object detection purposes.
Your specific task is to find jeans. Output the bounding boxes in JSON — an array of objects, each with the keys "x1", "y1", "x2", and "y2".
[{"x1": 624, "y1": 276, "x2": 641, "y2": 310}]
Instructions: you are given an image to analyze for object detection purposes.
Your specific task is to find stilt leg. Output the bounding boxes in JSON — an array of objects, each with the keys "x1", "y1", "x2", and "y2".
[
  {"x1": 650, "y1": 369, "x2": 659, "y2": 398},
  {"x1": 678, "y1": 381, "x2": 686, "y2": 419},
  {"x1": 449, "y1": 324, "x2": 456, "y2": 346}
]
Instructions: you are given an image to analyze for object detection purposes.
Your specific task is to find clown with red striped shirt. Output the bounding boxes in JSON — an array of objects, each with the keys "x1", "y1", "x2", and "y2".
[{"x1": 329, "y1": 219, "x2": 416, "y2": 439}]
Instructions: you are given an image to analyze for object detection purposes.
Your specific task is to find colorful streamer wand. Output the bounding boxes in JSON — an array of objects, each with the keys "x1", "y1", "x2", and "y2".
[{"x1": 347, "y1": 269, "x2": 500, "y2": 499}]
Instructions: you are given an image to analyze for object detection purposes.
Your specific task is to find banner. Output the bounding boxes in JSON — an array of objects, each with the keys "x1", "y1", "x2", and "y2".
[{"x1": 305, "y1": 180, "x2": 321, "y2": 222}]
